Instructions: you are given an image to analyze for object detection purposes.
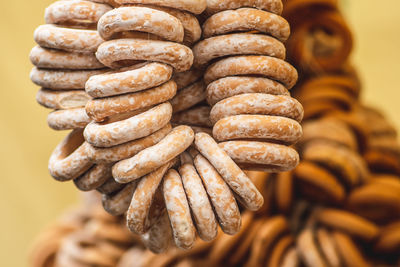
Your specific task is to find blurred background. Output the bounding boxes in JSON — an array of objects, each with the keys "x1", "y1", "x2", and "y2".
[{"x1": 0, "y1": 0, "x2": 399, "y2": 266}]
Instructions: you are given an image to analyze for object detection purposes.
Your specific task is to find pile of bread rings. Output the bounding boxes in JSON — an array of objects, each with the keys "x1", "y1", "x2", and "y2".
[{"x1": 29, "y1": 0, "x2": 400, "y2": 266}]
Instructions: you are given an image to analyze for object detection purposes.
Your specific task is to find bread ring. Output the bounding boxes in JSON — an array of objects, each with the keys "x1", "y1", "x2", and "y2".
[
  {"x1": 98, "y1": 7, "x2": 184, "y2": 42},
  {"x1": 210, "y1": 93, "x2": 303, "y2": 124},
  {"x1": 213, "y1": 115, "x2": 302, "y2": 144},
  {"x1": 45, "y1": 0, "x2": 112, "y2": 26},
  {"x1": 34, "y1": 24, "x2": 104, "y2": 53},
  {"x1": 316, "y1": 209, "x2": 379, "y2": 241},
  {"x1": 162, "y1": 169, "x2": 196, "y2": 250},
  {"x1": 30, "y1": 46, "x2": 103, "y2": 70},
  {"x1": 48, "y1": 129, "x2": 92, "y2": 181},
  {"x1": 102, "y1": 181, "x2": 137, "y2": 215},
  {"x1": 97, "y1": 178, "x2": 124, "y2": 194},
  {"x1": 47, "y1": 108, "x2": 91, "y2": 130},
  {"x1": 74, "y1": 164, "x2": 112, "y2": 191},
  {"x1": 84, "y1": 102, "x2": 172, "y2": 147},
  {"x1": 207, "y1": 76, "x2": 289, "y2": 106},
  {"x1": 115, "y1": 0, "x2": 207, "y2": 14},
  {"x1": 203, "y1": 8, "x2": 290, "y2": 42},
  {"x1": 127, "y1": 160, "x2": 175, "y2": 234},
  {"x1": 170, "y1": 80, "x2": 205, "y2": 113},
  {"x1": 194, "y1": 132, "x2": 263, "y2": 211},
  {"x1": 86, "y1": 63, "x2": 173, "y2": 98},
  {"x1": 30, "y1": 67, "x2": 105, "y2": 90},
  {"x1": 296, "y1": 229, "x2": 327, "y2": 267},
  {"x1": 193, "y1": 33, "x2": 286, "y2": 68},
  {"x1": 96, "y1": 39, "x2": 193, "y2": 71},
  {"x1": 193, "y1": 154, "x2": 240, "y2": 235},
  {"x1": 172, "y1": 106, "x2": 212, "y2": 128},
  {"x1": 173, "y1": 68, "x2": 203, "y2": 90},
  {"x1": 204, "y1": 56, "x2": 298, "y2": 89},
  {"x1": 36, "y1": 89, "x2": 90, "y2": 110},
  {"x1": 87, "y1": 124, "x2": 171, "y2": 163},
  {"x1": 219, "y1": 141, "x2": 299, "y2": 172},
  {"x1": 205, "y1": 0, "x2": 283, "y2": 15},
  {"x1": 86, "y1": 80, "x2": 177, "y2": 122},
  {"x1": 179, "y1": 162, "x2": 218, "y2": 241},
  {"x1": 112, "y1": 125, "x2": 194, "y2": 183},
  {"x1": 91, "y1": 0, "x2": 120, "y2": 7}
]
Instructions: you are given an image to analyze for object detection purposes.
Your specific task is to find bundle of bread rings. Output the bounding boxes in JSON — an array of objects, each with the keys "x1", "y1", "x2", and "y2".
[{"x1": 193, "y1": 0, "x2": 304, "y2": 173}]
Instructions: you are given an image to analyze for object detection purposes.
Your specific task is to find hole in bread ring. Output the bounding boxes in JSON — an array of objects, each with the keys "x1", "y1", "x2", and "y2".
[
  {"x1": 202, "y1": 8, "x2": 290, "y2": 42},
  {"x1": 205, "y1": 0, "x2": 283, "y2": 15},
  {"x1": 47, "y1": 108, "x2": 91, "y2": 131},
  {"x1": 48, "y1": 129, "x2": 92, "y2": 181},
  {"x1": 34, "y1": 24, "x2": 104, "y2": 53},
  {"x1": 115, "y1": 0, "x2": 207, "y2": 14},
  {"x1": 204, "y1": 56, "x2": 298, "y2": 89},
  {"x1": 36, "y1": 89, "x2": 90, "y2": 110},
  {"x1": 84, "y1": 102, "x2": 172, "y2": 148},
  {"x1": 193, "y1": 33, "x2": 286, "y2": 68},
  {"x1": 219, "y1": 141, "x2": 299, "y2": 172}
]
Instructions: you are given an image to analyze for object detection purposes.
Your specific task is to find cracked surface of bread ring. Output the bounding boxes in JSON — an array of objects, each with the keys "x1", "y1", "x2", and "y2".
[{"x1": 115, "y1": 0, "x2": 206, "y2": 14}]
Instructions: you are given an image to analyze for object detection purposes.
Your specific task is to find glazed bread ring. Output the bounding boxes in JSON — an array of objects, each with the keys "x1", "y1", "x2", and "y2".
[
  {"x1": 48, "y1": 129, "x2": 92, "y2": 181},
  {"x1": 86, "y1": 80, "x2": 177, "y2": 122},
  {"x1": 193, "y1": 33, "x2": 286, "y2": 68},
  {"x1": 36, "y1": 89, "x2": 90, "y2": 110},
  {"x1": 193, "y1": 154, "x2": 241, "y2": 235},
  {"x1": 73, "y1": 164, "x2": 112, "y2": 191},
  {"x1": 205, "y1": 0, "x2": 283, "y2": 15},
  {"x1": 219, "y1": 141, "x2": 300, "y2": 172},
  {"x1": 30, "y1": 46, "x2": 104, "y2": 70},
  {"x1": 179, "y1": 162, "x2": 218, "y2": 241},
  {"x1": 115, "y1": 0, "x2": 207, "y2": 14},
  {"x1": 170, "y1": 80, "x2": 205, "y2": 113},
  {"x1": 30, "y1": 67, "x2": 106, "y2": 90},
  {"x1": 206, "y1": 76, "x2": 290, "y2": 106},
  {"x1": 210, "y1": 93, "x2": 303, "y2": 124},
  {"x1": 45, "y1": 0, "x2": 112, "y2": 26},
  {"x1": 96, "y1": 39, "x2": 193, "y2": 71},
  {"x1": 84, "y1": 102, "x2": 172, "y2": 147},
  {"x1": 163, "y1": 169, "x2": 196, "y2": 250},
  {"x1": 203, "y1": 8, "x2": 290, "y2": 42},
  {"x1": 98, "y1": 7, "x2": 184, "y2": 42},
  {"x1": 195, "y1": 132, "x2": 263, "y2": 211},
  {"x1": 34, "y1": 24, "x2": 104, "y2": 53},
  {"x1": 213, "y1": 115, "x2": 302, "y2": 144},
  {"x1": 102, "y1": 181, "x2": 137, "y2": 215},
  {"x1": 87, "y1": 124, "x2": 171, "y2": 163},
  {"x1": 86, "y1": 63, "x2": 173, "y2": 98},
  {"x1": 47, "y1": 108, "x2": 91, "y2": 130},
  {"x1": 204, "y1": 56, "x2": 298, "y2": 88},
  {"x1": 112, "y1": 125, "x2": 194, "y2": 183}
]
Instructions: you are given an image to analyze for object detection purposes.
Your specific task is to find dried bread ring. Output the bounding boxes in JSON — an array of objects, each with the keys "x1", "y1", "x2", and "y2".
[
  {"x1": 84, "y1": 102, "x2": 172, "y2": 147},
  {"x1": 205, "y1": 0, "x2": 283, "y2": 15},
  {"x1": 219, "y1": 141, "x2": 299, "y2": 172},
  {"x1": 48, "y1": 129, "x2": 92, "y2": 181},
  {"x1": 213, "y1": 115, "x2": 302, "y2": 144},
  {"x1": 74, "y1": 164, "x2": 112, "y2": 191},
  {"x1": 98, "y1": 7, "x2": 184, "y2": 42},
  {"x1": 203, "y1": 8, "x2": 290, "y2": 42},
  {"x1": 193, "y1": 33, "x2": 286, "y2": 68},
  {"x1": 163, "y1": 169, "x2": 196, "y2": 250},
  {"x1": 127, "y1": 160, "x2": 175, "y2": 234},
  {"x1": 179, "y1": 162, "x2": 218, "y2": 241},
  {"x1": 204, "y1": 56, "x2": 298, "y2": 89},
  {"x1": 87, "y1": 124, "x2": 171, "y2": 163},
  {"x1": 47, "y1": 108, "x2": 91, "y2": 130},
  {"x1": 36, "y1": 89, "x2": 90, "y2": 110},
  {"x1": 194, "y1": 132, "x2": 263, "y2": 211},
  {"x1": 207, "y1": 76, "x2": 289, "y2": 106},
  {"x1": 86, "y1": 62, "x2": 173, "y2": 98},
  {"x1": 30, "y1": 46, "x2": 103, "y2": 70},
  {"x1": 115, "y1": 0, "x2": 206, "y2": 14},
  {"x1": 112, "y1": 125, "x2": 194, "y2": 183},
  {"x1": 102, "y1": 181, "x2": 137, "y2": 215},
  {"x1": 34, "y1": 24, "x2": 104, "y2": 53},
  {"x1": 170, "y1": 80, "x2": 205, "y2": 113},
  {"x1": 193, "y1": 154, "x2": 241, "y2": 235},
  {"x1": 96, "y1": 39, "x2": 193, "y2": 71},
  {"x1": 86, "y1": 80, "x2": 177, "y2": 122},
  {"x1": 45, "y1": 0, "x2": 112, "y2": 26},
  {"x1": 210, "y1": 93, "x2": 303, "y2": 124},
  {"x1": 31, "y1": 67, "x2": 105, "y2": 90}
]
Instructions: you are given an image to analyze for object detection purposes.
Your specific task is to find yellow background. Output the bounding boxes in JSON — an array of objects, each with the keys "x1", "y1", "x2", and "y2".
[{"x1": 0, "y1": 1, "x2": 399, "y2": 266}]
